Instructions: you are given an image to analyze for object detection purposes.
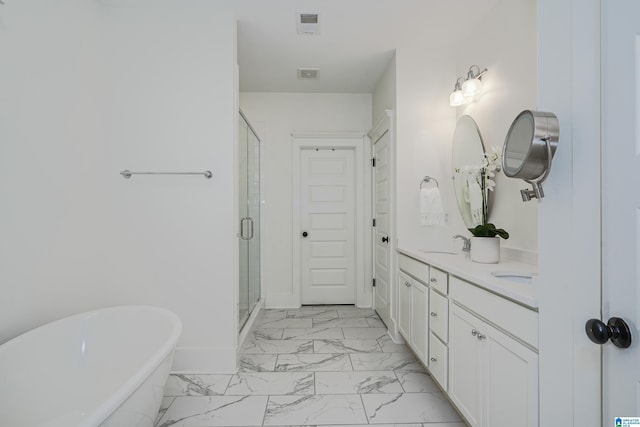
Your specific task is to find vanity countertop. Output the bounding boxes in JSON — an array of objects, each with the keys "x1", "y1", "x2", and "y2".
[{"x1": 397, "y1": 247, "x2": 538, "y2": 310}]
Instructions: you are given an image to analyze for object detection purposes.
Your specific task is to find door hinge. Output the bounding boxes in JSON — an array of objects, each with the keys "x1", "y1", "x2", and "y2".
[
  {"x1": 371, "y1": 158, "x2": 376, "y2": 167},
  {"x1": 372, "y1": 278, "x2": 376, "y2": 287},
  {"x1": 372, "y1": 218, "x2": 376, "y2": 227}
]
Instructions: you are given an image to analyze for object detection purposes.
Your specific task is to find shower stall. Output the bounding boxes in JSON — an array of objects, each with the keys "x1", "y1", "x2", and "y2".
[{"x1": 238, "y1": 110, "x2": 261, "y2": 330}]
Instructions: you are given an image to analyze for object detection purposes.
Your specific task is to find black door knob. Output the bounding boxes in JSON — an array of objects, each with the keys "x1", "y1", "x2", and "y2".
[
  {"x1": 382, "y1": 236, "x2": 389, "y2": 243},
  {"x1": 585, "y1": 317, "x2": 632, "y2": 349},
  {"x1": 302, "y1": 231, "x2": 308, "y2": 237}
]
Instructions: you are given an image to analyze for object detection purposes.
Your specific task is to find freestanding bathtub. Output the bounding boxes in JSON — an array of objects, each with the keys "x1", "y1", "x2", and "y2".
[{"x1": 0, "y1": 305, "x2": 182, "y2": 427}]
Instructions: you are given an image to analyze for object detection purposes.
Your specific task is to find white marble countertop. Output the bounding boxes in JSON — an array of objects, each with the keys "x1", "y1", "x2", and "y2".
[{"x1": 397, "y1": 246, "x2": 538, "y2": 310}]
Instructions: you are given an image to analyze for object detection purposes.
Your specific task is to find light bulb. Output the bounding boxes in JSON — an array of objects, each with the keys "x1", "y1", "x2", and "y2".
[
  {"x1": 450, "y1": 89, "x2": 466, "y2": 107},
  {"x1": 462, "y1": 77, "x2": 482, "y2": 98}
]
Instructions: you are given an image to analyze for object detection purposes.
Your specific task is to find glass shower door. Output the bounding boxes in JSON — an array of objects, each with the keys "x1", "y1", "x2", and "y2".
[{"x1": 239, "y1": 111, "x2": 260, "y2": 331}]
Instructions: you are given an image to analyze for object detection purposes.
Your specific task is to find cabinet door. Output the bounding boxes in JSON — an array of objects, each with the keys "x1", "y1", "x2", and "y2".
[
  {"x1": 398, "y1": 271, "x2": 412, "y2": 341},
  {"x1": 483, "y1": 322, "x2": 538, "y2": 427},
  {"x1": 410, "y1": 281, "x2": 428, "y2": 362},
  {"x1": 449, "y1": 304, "x2": 482, "y2": 427}
]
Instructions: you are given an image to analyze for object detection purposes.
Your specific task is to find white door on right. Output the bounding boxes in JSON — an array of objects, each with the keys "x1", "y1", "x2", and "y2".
[
  {"x1": 601, "y1": 1, "x2": 640, "y2": 422},
  {"x1": 373, "y1": 128, "x2": 392, "y2": 328}
]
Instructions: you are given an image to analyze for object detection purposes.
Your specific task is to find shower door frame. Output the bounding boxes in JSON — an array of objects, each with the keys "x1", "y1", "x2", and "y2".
[{"x1": 238, "y1": 110, "x2": 261, "y2": 331}]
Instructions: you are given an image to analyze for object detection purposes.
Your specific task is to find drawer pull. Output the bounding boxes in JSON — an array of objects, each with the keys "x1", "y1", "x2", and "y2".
[
  {"x1": 430, "y1": 357, "x2": 438, "y2": 362},
  {"x1": 430, "y1": 277, "x2": 437, "y2": 283},
  {"x1": 430, "y1": 312, "x2": 438, "y2": 317},
  {"x1": 476, "y1": 332, "x2": 486, "y2": 340}
]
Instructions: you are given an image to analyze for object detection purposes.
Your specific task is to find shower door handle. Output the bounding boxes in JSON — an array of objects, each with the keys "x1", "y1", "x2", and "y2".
[
  {"x1": 240, "y1": 217, "x2": 250, "y2": 240},
  {"x1": 247, "y1": 218, "x2": 254, "y2": 240}
]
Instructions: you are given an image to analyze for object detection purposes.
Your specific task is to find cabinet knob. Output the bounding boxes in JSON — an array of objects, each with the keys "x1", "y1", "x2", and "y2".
[
  {"x1": 430, "y1": 312, "x2": 438, "y2": 317},
  {"x1": 471, "y1": 329, "x2": 486, "y2": 340},
  {"x1": 405, "y1": 282, "x2": 411, "y2": 288},
  {"x1": 430, "y1": 357, "x2": 438, "y2": 363},
  {"x1": 430, "y1": 277, "x2": 437, "y2": 283}
]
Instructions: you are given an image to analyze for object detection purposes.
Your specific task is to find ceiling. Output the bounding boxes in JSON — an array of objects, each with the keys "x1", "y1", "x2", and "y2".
[{"x1": 223, "y1": 0, "x2": 501, "y2": 93}]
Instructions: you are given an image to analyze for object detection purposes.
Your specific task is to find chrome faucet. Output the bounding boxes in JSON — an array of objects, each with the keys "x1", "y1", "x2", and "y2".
[{"x1": 453, "y1": 235, "x2": 471, "y2": 254}]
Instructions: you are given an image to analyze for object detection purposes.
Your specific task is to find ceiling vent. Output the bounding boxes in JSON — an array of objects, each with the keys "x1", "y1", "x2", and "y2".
[
  {"x1": 298, "y1": 68, "x2": 320, "y2": 80},
  {"x1": 297, "y1": 13, "x2": 320, "y2": 35}
]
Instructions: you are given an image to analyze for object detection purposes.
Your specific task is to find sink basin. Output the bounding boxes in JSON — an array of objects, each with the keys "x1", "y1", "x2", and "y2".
[
  {"x1": 491, "y1": 271, "x2": 537, "y2": 284},
  {"x1": 419, "y1": 249, "x2": 457, "y2": 255}
]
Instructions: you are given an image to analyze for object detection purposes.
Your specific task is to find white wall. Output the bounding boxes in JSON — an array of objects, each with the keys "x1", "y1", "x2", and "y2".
[
  {"x1": 0, "y1": 0, "x2": 239, "y2": 373},
  {"x1": 372, "y1": 55, "x2": 397, "y2": 123},
  {"x1": 389, "y1": 0, "x2": 537, "y2": 259},
  {"x1": 393, "y1": 47, "x2": 459, "y2": 251},
  {"x1": 239, "y1": 93, "x2": 372, "y2": 308},
  {"x1": 0, "y1": 0, "x2": 105, "y2": 337},
  {"x1": 455, "y1": 0, "x2": 538, "y2": 256}
]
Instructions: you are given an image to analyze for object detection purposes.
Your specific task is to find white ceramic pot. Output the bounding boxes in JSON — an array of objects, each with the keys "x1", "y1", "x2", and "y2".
[{"x1": 470, "y1": 236, "x2": 500, "y2": 263}]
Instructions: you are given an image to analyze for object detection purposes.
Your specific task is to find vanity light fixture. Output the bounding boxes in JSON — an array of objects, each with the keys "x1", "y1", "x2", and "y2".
[{"x1": 450, "y1": 65, "x2": 488, "y2": 107}]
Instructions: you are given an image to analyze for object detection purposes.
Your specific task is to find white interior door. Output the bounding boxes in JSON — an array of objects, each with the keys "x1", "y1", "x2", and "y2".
[
  {"x1": 300, "y1": 148, "x2": 356, "y2": 304},
  {"x1": 601, "y1": 1, "x2": 640, "y2": 422},
  {"x1": 373, "y1": 129, "x2": 392, "y2": 327}
]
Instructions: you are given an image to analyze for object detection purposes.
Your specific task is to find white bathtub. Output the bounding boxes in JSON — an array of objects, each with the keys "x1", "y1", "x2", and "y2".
[{"x1": 0, "y1": 305, "x2": 182, "y2": 427}]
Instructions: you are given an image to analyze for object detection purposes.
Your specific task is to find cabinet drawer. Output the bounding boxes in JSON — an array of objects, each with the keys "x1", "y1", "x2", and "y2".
[
  {"x1": 429, "y1": 332, "x2": 448, "y2": 391},
  {"x1": 429, "y1": 289, "x2": 448, "y2": 343},
  {"x1": 450, "y1": 276, "x2": 538, "y2": 349},
  {"x1": 398, "y1": 254, "x2": 429, "y2": 284},
  {"x1": 429, "y1": 266, "x2": 448, "y2": 294}
]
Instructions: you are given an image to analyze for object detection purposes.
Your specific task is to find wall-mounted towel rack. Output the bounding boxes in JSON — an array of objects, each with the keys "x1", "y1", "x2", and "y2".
[
  {"x1": 420, "y1": 176, "x2": 439, "y2": 189},
  {"x1": 120, "y1": 170, "x2": 213, "y2": 179}
]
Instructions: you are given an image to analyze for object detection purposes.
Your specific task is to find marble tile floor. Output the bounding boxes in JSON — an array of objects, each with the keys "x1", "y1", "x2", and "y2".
[{"x1": 155, "y1": 305, "x2": 467, "y2": 427}]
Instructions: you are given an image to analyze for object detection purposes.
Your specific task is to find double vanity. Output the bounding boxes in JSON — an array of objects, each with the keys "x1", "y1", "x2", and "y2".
[
  {"x1": 380, "y1": 111, "x2": 558, "y2": 426},
  {"x1": 394, "y1": 247, "x2": 538, "y2": 427}
]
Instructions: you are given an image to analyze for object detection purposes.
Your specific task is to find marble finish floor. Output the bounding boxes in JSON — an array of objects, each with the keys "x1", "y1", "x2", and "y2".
[{"x1": 155, "y1": 306, "x2": 466, "y2": 427}]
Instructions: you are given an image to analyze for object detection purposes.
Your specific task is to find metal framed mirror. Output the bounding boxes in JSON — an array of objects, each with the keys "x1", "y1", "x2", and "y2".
[
  {"x1": 452, "y1": 115, "x2": 488, "y2": 228},
  {"x1": 502, "y1": 110, "x2": 560, "y2": 201}
]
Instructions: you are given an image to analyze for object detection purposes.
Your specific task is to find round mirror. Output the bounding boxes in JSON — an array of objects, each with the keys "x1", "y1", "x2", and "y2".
[
  {"x1": 452, "y1": 115, "x2": 487, "y2": 228},
  {"x1": 502, "y1": 110, "x2": 559, "y2": 200}
]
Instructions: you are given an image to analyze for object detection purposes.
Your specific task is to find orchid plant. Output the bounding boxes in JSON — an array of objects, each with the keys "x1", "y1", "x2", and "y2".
[{"x1": 462, "y1": 146, "x2": 509, "y2": 239}]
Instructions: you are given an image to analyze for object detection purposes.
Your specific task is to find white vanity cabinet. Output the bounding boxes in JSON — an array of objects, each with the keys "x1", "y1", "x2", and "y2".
[
  {"x1": 448, "y1": 277, "x2": 538, "y2": 427},
  {"x1": 397, "y1": 255, "x2": 429, "y2": 362},
  {"x1": 395, "y1": 250, "x2": 539, "y2": 427}
]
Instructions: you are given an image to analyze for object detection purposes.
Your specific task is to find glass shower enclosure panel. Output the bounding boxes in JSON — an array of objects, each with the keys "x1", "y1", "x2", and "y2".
[{"x1": 239, "y1": 111, "x2": 261, "y2": 331}]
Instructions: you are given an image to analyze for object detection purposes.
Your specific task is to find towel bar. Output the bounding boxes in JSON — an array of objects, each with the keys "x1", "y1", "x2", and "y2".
[
  {"x1": 420, "y1": 176, "x2": 439, "y2": 189},
  {"x1": 120, "y1": 170, "x2": 213, "y2": 179}
]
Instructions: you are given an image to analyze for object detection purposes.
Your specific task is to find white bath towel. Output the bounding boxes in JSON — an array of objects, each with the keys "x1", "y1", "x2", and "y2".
[
  {"x1": 420, "y1": 186, "x2": 446, "y2": 226},
  {"x1": 467, "y1": 175, "x2": 484, "y2": 227}
]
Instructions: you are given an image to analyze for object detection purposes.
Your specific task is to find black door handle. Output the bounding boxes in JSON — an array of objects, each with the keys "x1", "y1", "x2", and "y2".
[
  {"x1": 585, "y1": 317, "x2": 632, "y2": 348},
  {"x1": 382, "y1": 236, "x2": 389, "y2": 243},
  {"x1": 302, "y1": 231, "x2": 308, "y2": 238}
]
